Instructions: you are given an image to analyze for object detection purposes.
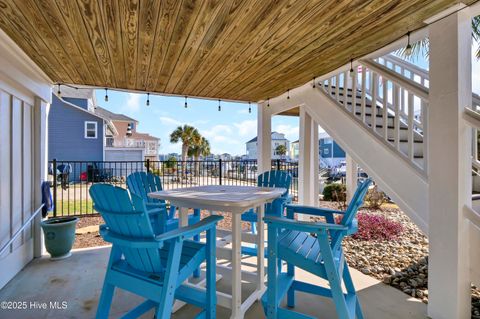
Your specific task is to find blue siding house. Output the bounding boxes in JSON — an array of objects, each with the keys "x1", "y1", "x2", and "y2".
[
  {"x1": 48, "y1": 93, "x2": 105, "y2": 162},
  {"x1": 319, "y1": 132, "x2": 346, "y2": 168}
]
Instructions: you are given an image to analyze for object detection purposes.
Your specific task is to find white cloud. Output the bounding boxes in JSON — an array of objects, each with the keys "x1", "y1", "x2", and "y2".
[
  {"x1": 159, "y1": 116, "x2": 182, "y2": 126},
  {"x1": 201, "y1": 125, "x2": 233, "y2": 143},
  {"x1": 124, "y1": 93, "x2": 141, "y2": 112},
  {"x1": 237, "y1": 109, "x2": 250, "y2": 115},
  {"x1": 273, "y1": 123, "x2": 299, "y2": 141},
  {"x1": 233, "y1": 120, "x2": 257, "y2": 138}
]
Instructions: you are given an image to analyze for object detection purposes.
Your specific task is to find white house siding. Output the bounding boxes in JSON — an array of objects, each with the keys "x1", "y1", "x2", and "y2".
[{"x1": 0, "y1": 29, "x2": 50, "y2": 289}]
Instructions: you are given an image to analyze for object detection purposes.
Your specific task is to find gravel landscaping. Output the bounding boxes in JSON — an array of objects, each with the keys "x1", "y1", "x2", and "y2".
[{"x1": 314, "y1": 200, "x2": 480, "y2": 318}]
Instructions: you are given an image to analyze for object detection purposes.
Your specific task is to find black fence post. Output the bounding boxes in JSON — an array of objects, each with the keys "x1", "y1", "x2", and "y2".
[
  {"x1": 52, "y1": 158, "x2": 57, "y2": 217},
  {"x1": 146, "y1": 159, "x2": 150, "y2": 173},
  {"x1": 276, "y1": 159, "x2": 281, "y2": 170},
  {"x1": 219, "y1": 159, "x2": 223, "y2": 185}
]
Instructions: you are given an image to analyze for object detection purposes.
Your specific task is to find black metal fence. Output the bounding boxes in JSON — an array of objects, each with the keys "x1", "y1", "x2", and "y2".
[{"x1": 48, "y1": 159, "x2": 298, "y2": 217}]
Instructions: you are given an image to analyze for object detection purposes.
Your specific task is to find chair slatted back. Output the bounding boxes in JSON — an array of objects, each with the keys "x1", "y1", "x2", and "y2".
[
  {"x1": 127, "y1": 172, "x2": 164, "y2": 205},
  {"x1": 257, "y1": 170, "x2": 291, "y2": 195},
  {"x1": 258, "y1": 170, "x2": 292, "y2": 216},
  {"x1": 331, "y1": 178, "x2": 372, "y2": 252},
  {"x1": 90, "y1": 184, "x2": 163, "y2": 273}
]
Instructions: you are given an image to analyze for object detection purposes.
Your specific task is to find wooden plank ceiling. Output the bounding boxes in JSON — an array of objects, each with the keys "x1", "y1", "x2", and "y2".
[{"x1": 0, "y1": 0, "x2": 471, "y2": 102}]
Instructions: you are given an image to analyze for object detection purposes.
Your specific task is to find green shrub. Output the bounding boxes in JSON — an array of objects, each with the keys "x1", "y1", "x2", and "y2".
[{"x1": 323, "y1": 183, "x2": 346, "y2": 201}]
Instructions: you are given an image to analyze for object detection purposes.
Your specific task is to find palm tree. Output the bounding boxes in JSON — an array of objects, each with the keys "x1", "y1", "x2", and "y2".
[
  {"x1": 397, "y1": 16, "x2": 480, "y2": 60},
  {"x1": 275, "y1": 144, "x2": 287, "y2": 159},
  {"x1": 188, "y1": 137, "x2": 211, "y2": 176},
  {"x1": 188, "y1": 137, "x2": 211, "y2": 160},
  {"x1": 170, "y1": 125, "x2": 201, "y2": 161}
]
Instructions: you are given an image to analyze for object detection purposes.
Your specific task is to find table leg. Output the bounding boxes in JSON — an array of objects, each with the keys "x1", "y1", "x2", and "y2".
[
  {"x1": 256, "y1": 204, "x2": 265, "y2": 297},
  {"x1": 179, "y1": 207, "x2": 189, "y2": 227},
  {"x1": 230, "y1": 212, "x2": 242, "y2": 319}
]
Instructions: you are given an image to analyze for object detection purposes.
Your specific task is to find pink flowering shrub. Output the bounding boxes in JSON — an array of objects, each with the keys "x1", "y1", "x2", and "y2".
[{"x1": 337, "y1": 213, "x2": 403, "y2": 241}]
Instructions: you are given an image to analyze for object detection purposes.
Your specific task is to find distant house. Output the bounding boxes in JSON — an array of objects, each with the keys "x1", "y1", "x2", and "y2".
[
  {"x1": 95, "y1": 107, "x2": 160, "y2": 162},
  {"x1": 48, "y1": 88, "x2": 108, "y2": 163},
  {"x1": 289, "y1": 133, "x2": 346, "y2": 168},
  {"x1": 319, "y1": 132, "x2": 345, "y2": 168},
  {"x1": 48, "y1": 88, "x2": 160, "y2": 167},
  {"x1": 246, "y1": 132, "x2": 289, "y2": 160}
]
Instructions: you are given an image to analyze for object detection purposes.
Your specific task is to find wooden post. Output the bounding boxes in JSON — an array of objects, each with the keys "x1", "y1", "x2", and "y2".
[
  {"x1": 345, "y1": 154, "x2": 357, "y2": 203},
  {"x1": 428, "y1": 9, "x2": 471, "y2": 319},
  {"x1": 33, "y1": 97, "x2": 48, "y2": 257},
  {"x1": 257, "y1": 102, "x2": 271, "y2": 174},
  {"x1": 299, "y1": 107, "x2": 313, "y2": 218}
]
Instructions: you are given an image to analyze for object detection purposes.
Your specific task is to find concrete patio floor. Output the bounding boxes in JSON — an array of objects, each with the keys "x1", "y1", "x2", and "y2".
[{"x1": 0, "y1": 246, "x2": 427, "y2": 318}]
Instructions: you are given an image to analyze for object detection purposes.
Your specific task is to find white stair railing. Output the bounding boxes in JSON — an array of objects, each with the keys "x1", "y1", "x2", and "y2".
[{"x1": 320, "y1": 57, "x2": 429, "y2": 174}]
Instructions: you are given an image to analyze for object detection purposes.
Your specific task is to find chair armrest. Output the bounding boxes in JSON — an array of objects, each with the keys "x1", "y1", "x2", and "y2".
[
  {"x1": 285, "y1": 204, "x2": 345, "y2": 218},
  {"x1": 264, "y1": 216, "x2": 348, "y2": 233},
  {"x1": 155, "y1": 215, "x2": 223, "y2": 242},
  {"x1": 99, "y1": 224, "x2": 164, "y2": 249}
]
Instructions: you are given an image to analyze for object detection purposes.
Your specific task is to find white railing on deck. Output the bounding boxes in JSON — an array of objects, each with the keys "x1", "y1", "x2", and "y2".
[{"x1": 320, "y1": 55, "x2": 428, "y2": 173}]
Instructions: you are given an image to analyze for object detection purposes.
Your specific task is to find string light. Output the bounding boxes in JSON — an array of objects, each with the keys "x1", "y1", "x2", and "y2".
[
  {"x1": 312, "y1": 77, "x2": 316, "y2": 88},
  {"x1": 57, "y1": 84, "x2": 61, "y2": 96},
  {"x1": 248, "y1": 101, "x2": 251, "y2": 114},
  {"x1": 405, "y1": 31, "x2": 412, "y2": 56},
  {"x1": 287, "y1": 89, "x2": 290, "y2": 99},
  {"x1": 267, "y1": 98, "x2": 270, "y2": 107},
  {"x1": 349, "y1": 59, "x2": 354, "y2": 76},
  {"x1": 184, "y1": 96, "x2": 188, "y2": 108},
  {"x1": 146, "y1": 93, "x2": 150, "y2": 106},
  {"x1": 104, "y1": 88, "x2": 108, "y2": 102},
  {"x1": 218, "y1": 99, "x2": 221, "y2": 111}
]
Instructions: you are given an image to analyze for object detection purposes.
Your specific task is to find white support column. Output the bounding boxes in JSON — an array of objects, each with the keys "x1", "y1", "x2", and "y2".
[
  {"x1": 33, "y1": 97, "x2": 48, "y2": 258},
  {"x1": 299, "y1": 107, "x2": 313, "y2": 218},
  {"x1": 311, "y1": 121, "x2": 319, "y2": 206},
  {"x1": 345, "y1": 154, "x2": 357, "y2": 203},
  {"x1": 428, "y1": 9, "x2": 471, "y2": 319},
  {"x1": 257, "y1": 102, "x2": 271, "y2": 174}
]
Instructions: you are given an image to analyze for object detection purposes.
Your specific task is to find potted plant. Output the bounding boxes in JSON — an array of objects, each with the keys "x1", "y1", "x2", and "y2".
[{"x1": 41, "y1": 217, "x2": 78, "y2": 260}]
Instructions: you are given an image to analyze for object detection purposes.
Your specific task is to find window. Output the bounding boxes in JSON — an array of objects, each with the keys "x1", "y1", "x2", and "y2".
[{"x1": 84, "y1": 121, "x2": 97, "y2": 139}]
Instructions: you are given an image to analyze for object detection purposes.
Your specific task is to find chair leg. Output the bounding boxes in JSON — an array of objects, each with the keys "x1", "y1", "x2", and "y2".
[
  {"x1": 342, "y1": 260, "x2": 364, "y2": 319},
  {"x1": 206, "y1": 228, "x2": 217, "y2": 319},
  {"x1": 287, "y1": 262, "x2": 295, "y2": 308},
  {"x1": 266, "y1": 225, "x2": 279, "y2": 319},
  {"x1": 157, "y1": 240, "x2": 182, "y2": 319},
  {"x1": 95, "y1": 282, "x2": 115, "y2": 319},
  {"x1": 318, "y1": 232, "x2": 350, "y2": 319}
]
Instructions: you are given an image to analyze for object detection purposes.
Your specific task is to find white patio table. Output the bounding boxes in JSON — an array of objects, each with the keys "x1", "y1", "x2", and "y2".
[{"x1": 149, "y1": 185, "x2": 285, "y2": 319}]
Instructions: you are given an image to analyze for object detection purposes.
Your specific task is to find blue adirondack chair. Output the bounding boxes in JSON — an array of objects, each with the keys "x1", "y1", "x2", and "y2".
[
  {"x1": 126, "y1": 172, "x2": 201, "y2": 233},
  {"x1": 241, "y1": 170, "x2": 292, "y2": 234},
  {"x1": 262, "y1": 178, "x2": 372, "y2": 319},
  {"x1": 90, "y1": 184, "x2": 222, "y2": 319},
  {"x1": 241, "y1": 170, "x2": 292, "y2": 257}
]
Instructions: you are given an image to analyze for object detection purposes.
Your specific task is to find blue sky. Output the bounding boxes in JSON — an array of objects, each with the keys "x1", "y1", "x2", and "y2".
[
  {"x1": 94, "y1": 92, "x2": 300, "y2": 155},
  {"x1": 94, "y1": 44, "x2": 480, "y2": 156}
]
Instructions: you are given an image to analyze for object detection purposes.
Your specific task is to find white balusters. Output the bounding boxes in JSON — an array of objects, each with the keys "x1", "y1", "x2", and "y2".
[
  {"x1": 408, "y1": 93, "x2": 415, "y2": 161},
  {"x1": 393, "y1": 84, "x2": 401, "y2": 150},
  {"x1": 371, "y1": 73, "x2": 378, "y2": 129},
  {"x1": 382, "y1": 77, "x2": 388, "y2": 140},
  {"x1": 361, "y1": 67, "x2": 366, "y2": 122}
]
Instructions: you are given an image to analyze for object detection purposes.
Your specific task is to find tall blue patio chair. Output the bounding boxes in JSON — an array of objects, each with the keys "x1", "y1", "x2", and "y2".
[
  {"x1": 90, "y1": 184, "x2": 222, "y2": 319},
  {"x1": 263, "y1": 178, "x2": 372, "y2": 319},
  {"x1": 127, "y1": 172, "x2": 202, "y2": 277}
]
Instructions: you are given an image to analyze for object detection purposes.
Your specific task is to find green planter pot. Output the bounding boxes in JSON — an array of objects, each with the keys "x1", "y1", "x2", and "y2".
[{"x1": 41, "y1": 217, "x2": 78, "y2": 260}]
